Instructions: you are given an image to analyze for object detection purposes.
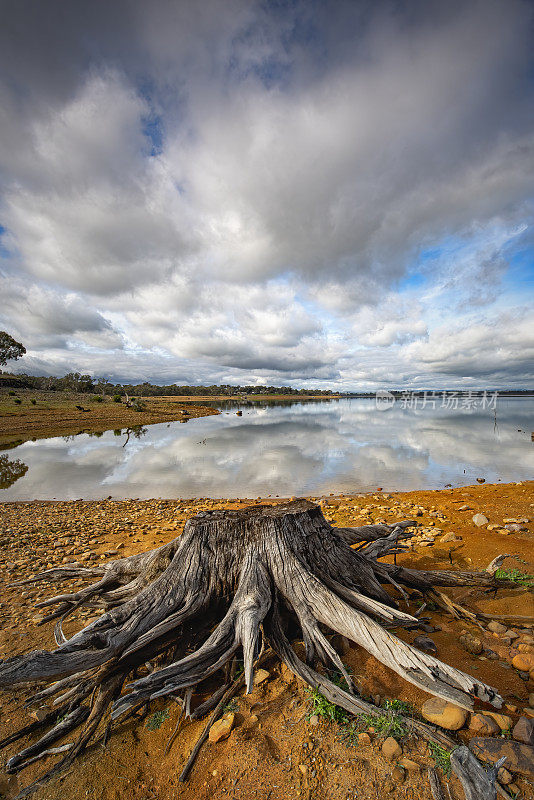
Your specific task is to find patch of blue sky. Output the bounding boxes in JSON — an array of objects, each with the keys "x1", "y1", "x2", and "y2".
[
  {"x1": 501, "y1": 240, "x2": 534, "y2": 290},
  {"x1": 137, "y1": 79, "x2": 164, "y2": 156},
  {"x1": 141, "y1": 114, "x2": 163, "y2": 156},
  {"x1": 0, "y1": 224, "x2": 12, "y2": 258}
]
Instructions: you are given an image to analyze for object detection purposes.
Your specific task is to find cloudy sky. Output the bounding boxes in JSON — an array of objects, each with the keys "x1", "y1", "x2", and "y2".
[{"x1": 1, "y1": 0, "x2": 533, "y2": 390}]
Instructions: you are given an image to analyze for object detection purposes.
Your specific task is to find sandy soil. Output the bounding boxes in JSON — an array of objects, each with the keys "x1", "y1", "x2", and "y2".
[{"x1": 0, "y1": 481, "x2": 533, "y2": 800}]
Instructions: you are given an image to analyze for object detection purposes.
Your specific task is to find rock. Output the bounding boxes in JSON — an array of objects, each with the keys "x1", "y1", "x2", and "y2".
[
  {"x1": 469, "y1": 713, "x2": 500, "y2": 735},
  {"x1": 209, "y1": 712, "x2": 235, "y2": 743},
  {"x1": 398, "y1": 757, "x2": 421, "y2": 773},
  {"x1": 488, "y1": 621, "x2": 507, "y2": 634},
  {"x1": 382, "y1": 737, "x2": 403, "y2": 760},
  {"x1": 440, "y1": 532, "x2": 462, "y2": 543},
  {"x1": 253, "y1": 669, "x2": 270, "y2": 686},
  {"x1": 308, "y1": 715, "x2": 319, "y2": 726},
  {"x1": 513, "y1": 716, "x2": 534, "y2": 745},
  {"x1": 358, "y1": 732, "x2": 371, "y2": 745},
  {"x1": 30, "y1": 708, "x2": 48, "y2": 722},
  {"x1": 469, "y1": 737, "x2": 534, "y2": 780},
  {"x1": 472, "y1": 514, "x2": 489, "y2": 526},
  {"x1": 529, "y1": 693, "x2": 534, "y2": 707},
  {"x1": 391, "y1": 766, "x2": 405, "y2": 784},
  {"x1": 512, "y1": 653, "x2": 534, "y2": 672},
  {"x1": 421, "y1": 698, "x2": 468, "y2": 730},
  {"x1": 497, "y1": 767, "x2": 513, "y2": 785},
  {"x1": 298, "y1": 764, "x2": 307, "y2": 775},
  {"x1": 481, "y1": 711, "x2": 512, "y2": 731},
  {"x1": 460, "y1": 634, "x2": 483, "y2": 655},
  {"x1": 413, "y1": 635, "x2": 438, "y2": 654}
]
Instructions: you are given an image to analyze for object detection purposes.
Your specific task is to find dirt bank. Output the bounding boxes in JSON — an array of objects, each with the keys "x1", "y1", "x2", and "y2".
[
  {"x1": 0, "y1": 481, "x2": 533, "y2": 800},
  {"x1": 0, "y1": 389, "x2": 219, "y2": 448}
]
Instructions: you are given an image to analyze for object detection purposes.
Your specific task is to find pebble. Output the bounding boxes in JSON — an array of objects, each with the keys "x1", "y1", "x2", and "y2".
[
  {"x1": 487, "y1": 621, "x2": 507, "y2": 634},
  {"x1": 381, "y1": 737, "x2": 402, "y2": 760},
  {"x1": 253, "y1": 669, "x2": 270, "y2": 686},
  {"x1": 208, "y1": 713, "x2": 235, "y2": 743}
]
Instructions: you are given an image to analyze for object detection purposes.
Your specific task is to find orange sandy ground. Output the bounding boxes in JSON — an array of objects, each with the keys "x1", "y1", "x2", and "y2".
[{"x1": 0, "y1": 481, "x2": 533, "y2": 800}]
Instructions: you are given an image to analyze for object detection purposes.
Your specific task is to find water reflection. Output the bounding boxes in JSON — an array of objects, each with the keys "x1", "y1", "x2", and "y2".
[
  {"x1": 0, "y1": 398, "x2": 532, "y2": 500},
  {"x1": 0, "y1": 453, "x2": 28, "y2": 490}
]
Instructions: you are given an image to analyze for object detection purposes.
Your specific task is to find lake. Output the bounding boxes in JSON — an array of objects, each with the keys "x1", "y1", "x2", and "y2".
[{"x1": 0, "y1": 396, "x2": 532, "y2": 500}]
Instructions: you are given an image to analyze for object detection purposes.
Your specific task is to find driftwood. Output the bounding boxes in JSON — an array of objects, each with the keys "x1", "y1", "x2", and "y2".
[
  {"x1": 428, "y1": 767, "x2": 447, "y2": 800},
  {"x1": 0, "y1": 500, "x2": 524, "y2": 798},
  {"x1": 450, "y1": 745, "x2": 506, "y2": 800}
]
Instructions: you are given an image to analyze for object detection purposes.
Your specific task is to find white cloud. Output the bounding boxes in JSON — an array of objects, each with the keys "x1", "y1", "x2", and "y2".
[{"x1": 0, "y1": 0, "x2": 533, "y2": 388}]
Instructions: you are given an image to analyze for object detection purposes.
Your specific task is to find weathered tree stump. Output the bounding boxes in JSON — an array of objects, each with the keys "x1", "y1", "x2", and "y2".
[{"x1": 0, "y1": 500, "x2": 522, "y2": 797}]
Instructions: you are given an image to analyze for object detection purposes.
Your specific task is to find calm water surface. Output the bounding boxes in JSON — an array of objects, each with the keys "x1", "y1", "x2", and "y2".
[{"x1": 1, "y1": 397, "x2": 533, "y2": 500}]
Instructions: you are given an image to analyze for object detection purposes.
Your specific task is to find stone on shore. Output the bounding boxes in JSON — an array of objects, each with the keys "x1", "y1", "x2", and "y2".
[
  {"x1": 468, "y1": 713, "x2": 500, "y2": 735},
  {"x1": 513, "y1": 716, "x2": 534, "y2": 746},
  {"x1": 381, "y1": 737, "x2": 402, "y2": 760},
  {"x1": 512, "y1": 653, "x2": 534, "y2": 672},
  {"x1": 469, "y1": 737, "x2": 534, "y2": 780},
  {"x1": 421, "y1": 698, "x2": 468, "y2": 730},
  {"x1": 209, "y1": 712, "x2": 235, "y2": 743}
]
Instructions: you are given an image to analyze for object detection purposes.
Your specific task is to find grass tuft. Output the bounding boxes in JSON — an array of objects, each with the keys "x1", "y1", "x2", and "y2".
[
  {"x1": 145, "y1": 708, "x2": 170, "y2": 731},
  {"x1": 428, "y1": 741, "x2": 452, "y2": 776}
]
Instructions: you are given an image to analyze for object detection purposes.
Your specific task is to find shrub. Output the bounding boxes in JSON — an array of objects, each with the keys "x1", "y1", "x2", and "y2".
[
  {"x1": 8, "y1": 390, "x2": 16, "y2": 396},
  {"x1": 112, "y1": 395, "x2": 122, "y2": 403},
  {"x1": 30, "y1": 398, "x2": 37, "y2": 405},
  {"x1": 90, "y1": 395, "x2": 104, "y2": 402},
  {"x1": 13, "y1": 397, "x2": 22, "y2": 405}
]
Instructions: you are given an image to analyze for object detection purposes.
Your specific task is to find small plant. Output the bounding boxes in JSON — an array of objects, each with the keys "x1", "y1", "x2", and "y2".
[
  {"x1": 13, "y1": 397, "x2": 21, "y2": 405},
  {"x1": 222, "y1": 699, "x2": 238, "y2": 714},
  {"x1": 113, "y1": 394, "x2": 122, "y2": 403},
  {"x1": 381, "y1": 698, "x2": 415, "y2": 715},
  {"x1": 306, "y1": 687, "x2": 349, "y2": 724},
  {"x1": 494, "y1": 567, "x2": 534, "y2": 586},
  {"x1": 145, "y1": 708, "x2": 170, "y2": 731},
  {"x1": 354, "y1": 709, "x2": 408, "y2": 740},
  {"x1": 30, "y1": 398, "x2": 37, "y2": 405},
  {"x1": 428, "y1": 741, "x2": 452, "y2": 776},
  {"x1": 8, "y1": 390, "x2": 16, "y2": 396}
]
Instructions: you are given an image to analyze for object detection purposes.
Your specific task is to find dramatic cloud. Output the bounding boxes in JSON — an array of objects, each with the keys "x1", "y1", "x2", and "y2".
[{"x1": 0, "y1": 0, "x2": 533, "y2": 388}]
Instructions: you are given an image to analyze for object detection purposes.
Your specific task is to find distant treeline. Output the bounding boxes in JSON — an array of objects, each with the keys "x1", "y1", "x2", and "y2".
[{"x1": 0, "y1": 371, "x2": 336, "y2": 397}]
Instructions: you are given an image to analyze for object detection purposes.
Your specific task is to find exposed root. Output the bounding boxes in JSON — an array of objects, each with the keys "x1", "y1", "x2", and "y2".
[{"x1": 0, "y1": 500, "x2": 523, "y2": 798}]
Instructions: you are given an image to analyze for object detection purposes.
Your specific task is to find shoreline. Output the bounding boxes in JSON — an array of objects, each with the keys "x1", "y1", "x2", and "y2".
[{"x1": 0, "y1": 390, "x2": 338, "y2": 448}]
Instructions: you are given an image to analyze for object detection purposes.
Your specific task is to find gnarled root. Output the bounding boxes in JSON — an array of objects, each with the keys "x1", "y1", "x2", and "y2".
[{"x1": 0, "y1": 500, "x2": 525, "y2": 798}]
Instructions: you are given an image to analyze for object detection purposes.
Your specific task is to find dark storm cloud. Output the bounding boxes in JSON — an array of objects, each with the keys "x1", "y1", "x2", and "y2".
[{"x1": 0, "y1": 0, "x2": 533, "y2": 387}]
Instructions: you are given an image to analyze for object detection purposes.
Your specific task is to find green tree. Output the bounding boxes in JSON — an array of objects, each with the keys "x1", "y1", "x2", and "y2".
[{"x1": 0, "y1": 331, "x2": 26, "y2": 367}]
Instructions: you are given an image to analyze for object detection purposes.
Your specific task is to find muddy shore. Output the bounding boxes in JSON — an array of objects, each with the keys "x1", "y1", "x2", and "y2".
[{"x1": 0, "y1": 481, "x2": 533, "y2": 800}]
